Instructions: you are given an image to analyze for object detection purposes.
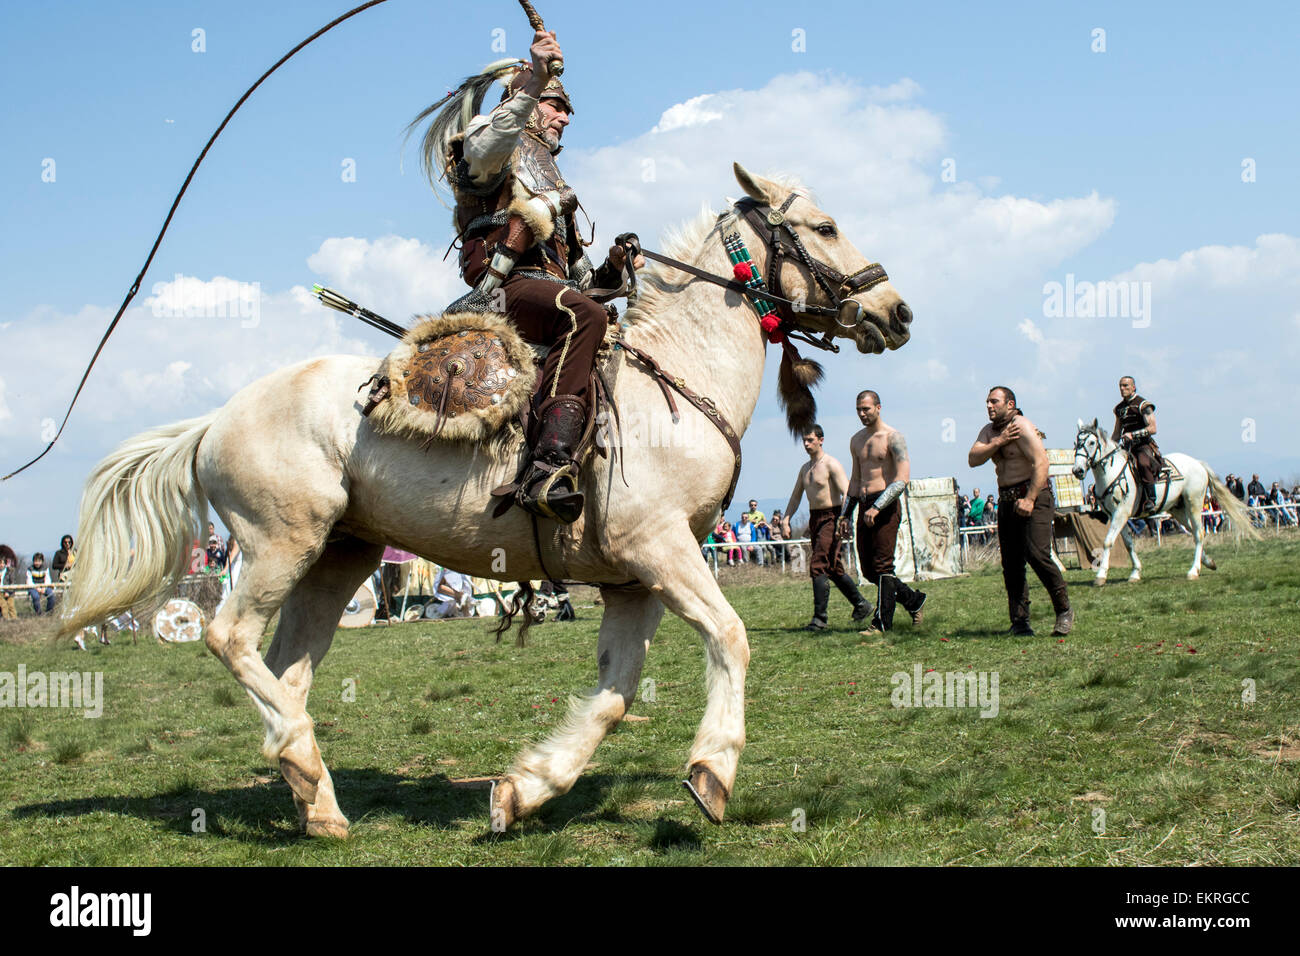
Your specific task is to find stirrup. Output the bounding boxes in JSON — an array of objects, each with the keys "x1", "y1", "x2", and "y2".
[{"x1": 517, "y1": 460, "x2": 585, "y2": 524}]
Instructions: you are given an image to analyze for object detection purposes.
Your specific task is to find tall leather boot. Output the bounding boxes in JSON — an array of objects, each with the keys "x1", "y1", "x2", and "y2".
[
  {"x1": 867, "y1": 574, "x2": 898, "y2": 632},
  {"x1": 878, "y1": 580, "x2": 899, "y2": 632},
  {"x1": 1142, "y1": 483, "x2": 1157, "y2": 516},
  {"x1": 517, "y1": 394, "x2": 586, "y2": 524},
  {"x1": 807, "y1": 574, "x2": 831, "y2": 630},
  {"x1": 895, "y1": 577, "x2": 928, "y2": 625},
  {"x1": 829, "y1": 570, "x2": 872, "y2": 622}
]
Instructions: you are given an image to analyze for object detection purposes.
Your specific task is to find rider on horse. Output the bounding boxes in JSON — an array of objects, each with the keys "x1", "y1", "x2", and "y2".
[
  {"x1": 409, "y1": 29, "x2": 642, "y2": 524},
  {"x1": 1111, "y1": 375, "x2": 1161, "y2": 515}
]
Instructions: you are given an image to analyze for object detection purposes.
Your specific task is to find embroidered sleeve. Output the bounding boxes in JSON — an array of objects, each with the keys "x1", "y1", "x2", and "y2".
[{"x1": 463, "y1": 93, "x2": 539, "y2": 186}]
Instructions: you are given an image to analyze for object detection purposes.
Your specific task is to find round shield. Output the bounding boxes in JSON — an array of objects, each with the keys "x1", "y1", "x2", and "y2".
[
  {"x1": 155, "y1": 598, "x2": 205, "y2": 643},
  {"x1": 339, "y1": 583, "x2": 377, "y2": 628}
]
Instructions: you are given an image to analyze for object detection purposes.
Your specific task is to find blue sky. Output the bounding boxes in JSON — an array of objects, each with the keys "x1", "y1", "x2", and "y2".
[{"x1": 2, "y1": 0, "x2": 1299, "y2": 553}]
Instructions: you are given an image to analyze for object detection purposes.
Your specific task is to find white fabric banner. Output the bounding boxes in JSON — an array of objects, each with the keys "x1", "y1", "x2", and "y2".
[{"x1": 891, "y1": 476, "x2": 962, "y2": 583}]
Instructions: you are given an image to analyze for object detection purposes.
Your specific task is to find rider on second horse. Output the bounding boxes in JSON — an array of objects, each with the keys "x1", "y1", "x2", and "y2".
[
  {"x1": 409, "y1": 29, "x2": 642, "y2": 524},
  {"x1": 1111, "y1": 375, "x2": 1161, "y2": 515}
]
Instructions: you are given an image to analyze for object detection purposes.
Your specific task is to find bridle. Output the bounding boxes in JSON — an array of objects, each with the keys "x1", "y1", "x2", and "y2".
[
  {"x1": 1074, "y1": 427, "x2": 1129, "y2": 505},
  {"x1": 629, "y1": 190, "x2": 893, "y2": 354},
  {"x1": 735, "y1": 193, "x2": 890, "y2": 322}
]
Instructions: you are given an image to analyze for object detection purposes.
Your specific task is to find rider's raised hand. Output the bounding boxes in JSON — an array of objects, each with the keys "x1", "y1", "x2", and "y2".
[{"x1": 527, "y1": 29, "x2": 562, "y2": 91}]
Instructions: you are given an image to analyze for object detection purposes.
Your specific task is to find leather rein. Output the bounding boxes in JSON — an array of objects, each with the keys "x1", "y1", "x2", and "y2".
[
  {"x1": 599, "y1": 191, "x2": 891, "y2": 514},
  {"x1": 1077, "y1": 431, "x2": 1133, "y2": 508},
  {"x1": 614, "y1": 191, "x2": 892, "y2": 355}
]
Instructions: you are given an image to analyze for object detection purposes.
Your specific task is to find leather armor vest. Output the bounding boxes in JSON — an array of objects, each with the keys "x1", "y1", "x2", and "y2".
[
  {"x1": 1114, "y1": 394, "x2": 1154, "y2": 438},
  {"x1": 450, "y1": 131, "x2": 581, "y2": 281}
]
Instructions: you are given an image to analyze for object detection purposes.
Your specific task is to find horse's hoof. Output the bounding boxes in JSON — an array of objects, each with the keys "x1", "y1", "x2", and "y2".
[
  {"x1": 1203, "y1": 556, "x2": 1217, "y2": 571},
  {"x1": 1093, "y1": 578, "x2": 1107, "y2": 588},
  {"x1": 1128, "y1": 575, "x2": 1141, "y2": 583},
  {"x1": 305, "y1": 818, "x2": 350, "y2": 839},
  {"x1": 279, "y1": 756, "x2": 320, "y2": 806},
  {"x1": 1188, "y1": 572, "x2": 1199, "y2": 580},
  {"x1": 489, "y1": 777, "x2": 518, "y2": 832},
  {"x1": 682, "y1": 764, "x2": 729, "y2": 825}
]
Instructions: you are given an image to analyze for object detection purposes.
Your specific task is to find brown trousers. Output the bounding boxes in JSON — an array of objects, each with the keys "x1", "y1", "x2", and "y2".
[
  {"x1": 855, "y1": 498, "x2": 901, "y2": 584},
  {"x1": 463, "y1": 240, "x2": 607, "y2": 404},
  {"x1": 998, "y1": 484, "x2": 1070, "y2": 624},
  {"x1": 808, "y1": 507, "x2": 848, "y2": 577},
  {"x1": 1132, "y1": 442, "x2": 1160, "y2": 484}
]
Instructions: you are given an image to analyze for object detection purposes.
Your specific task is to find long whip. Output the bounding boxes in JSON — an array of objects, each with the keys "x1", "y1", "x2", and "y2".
[
  {"x1": 3, "y1": 0, "x2": 392, "y2": 481},
  {"x1": 517, "y1": 0, "x2": 563, "y2": 76}
]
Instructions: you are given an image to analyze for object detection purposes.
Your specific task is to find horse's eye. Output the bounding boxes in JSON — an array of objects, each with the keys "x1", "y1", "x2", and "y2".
[{"x1": 816, "y1": 223, "x2": 837, "y2": 238}]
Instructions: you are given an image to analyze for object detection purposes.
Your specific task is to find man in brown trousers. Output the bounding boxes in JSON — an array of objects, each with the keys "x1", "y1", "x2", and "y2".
[
  {"x1": 781, "y1": 425, "x2": 873, "y2": 631},
  {"x1": 839, "y1": 390, "x2": 926, "y2": 635}
]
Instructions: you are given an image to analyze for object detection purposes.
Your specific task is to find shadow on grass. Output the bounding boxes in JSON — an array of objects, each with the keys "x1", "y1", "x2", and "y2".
[{"x1": 12, "y1": 767, "x2": 682, "y2": 846}]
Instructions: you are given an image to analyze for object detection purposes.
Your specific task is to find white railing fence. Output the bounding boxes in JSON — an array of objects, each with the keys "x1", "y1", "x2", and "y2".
[{"x1": 958, "y1": 502, "x2": 1298, "y2": 565}]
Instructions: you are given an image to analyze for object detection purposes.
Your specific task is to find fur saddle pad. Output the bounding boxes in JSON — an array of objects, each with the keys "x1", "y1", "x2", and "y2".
[{"x1": 362, "y1": 312, "x2": 538, "y2": 444}]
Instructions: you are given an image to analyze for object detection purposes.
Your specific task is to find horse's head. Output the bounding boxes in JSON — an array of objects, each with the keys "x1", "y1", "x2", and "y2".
[
  {"x1": 1072, "y1": 417, "x2": 1107, "y2": 478},
  {"x1": 732, "y1": 164, "x2": 911, "y2": 355}
]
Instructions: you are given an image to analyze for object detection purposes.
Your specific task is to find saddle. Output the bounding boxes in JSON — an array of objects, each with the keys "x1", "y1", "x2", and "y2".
[
  {"x1": 360, "y1": 311, "x2": 539, "y2": 448},
  {"x1": 358, "y1": 308, "x2": 619, "y2": 516},
  {"x1": 1128, "y1": 456, "x2": 1181, "y2": 516},
  {"x1": 359, "y1": 306, "x2": 743, "y2": 519}
]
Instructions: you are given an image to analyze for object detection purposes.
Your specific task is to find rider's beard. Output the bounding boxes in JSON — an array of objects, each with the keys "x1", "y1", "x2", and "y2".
[{"x1": 536, "y1": 121, "x2": 562, "y2": 152}]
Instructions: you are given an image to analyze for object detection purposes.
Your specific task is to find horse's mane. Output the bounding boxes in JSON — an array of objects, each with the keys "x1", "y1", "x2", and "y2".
[
  {"x1": 624, "y1": 173, "x2": 814, "y2": 327},
  {"x1": 1084, "y1": 420, "x2": 1110, "y2": 443}
]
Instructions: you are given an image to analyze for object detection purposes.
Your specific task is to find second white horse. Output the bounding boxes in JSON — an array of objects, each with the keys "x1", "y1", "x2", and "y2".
[{"x1": 1071, "y1": 419, "x2": 1256, "y2": 585}]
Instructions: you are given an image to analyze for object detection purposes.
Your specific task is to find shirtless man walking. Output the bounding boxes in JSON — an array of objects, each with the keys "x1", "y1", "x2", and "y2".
[
  {"x1": 968, "y1": 386, "x2": 1073, "y2": 636},
  {"x1": 781, "y1": 425, "x2": 873, "y2": 631},
  {"x1": 839, "y1": 390, "x2": 926, "y2": 634}
]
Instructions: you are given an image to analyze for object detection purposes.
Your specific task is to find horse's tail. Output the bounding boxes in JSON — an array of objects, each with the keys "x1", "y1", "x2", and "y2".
[
  {"x1": 1204, "y1": 464, "x2": 1261, "y2": 545},
  {"x1": 59, "y1": 412, "x2": 217, "y2": 638}
]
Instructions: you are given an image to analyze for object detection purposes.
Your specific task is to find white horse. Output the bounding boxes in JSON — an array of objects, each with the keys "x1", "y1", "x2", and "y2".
[
  {"x1": 61, "y1": 165, "x2": 912, "y2": 837},
  {"x1": 1070, "y1": 419, "x2": 1256, "y2": 586}
]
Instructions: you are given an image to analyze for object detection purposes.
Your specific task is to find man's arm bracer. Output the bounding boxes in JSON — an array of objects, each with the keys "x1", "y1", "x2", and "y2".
[{"x1": 872, "y1": 480, "x2": 907, "y2": 511}]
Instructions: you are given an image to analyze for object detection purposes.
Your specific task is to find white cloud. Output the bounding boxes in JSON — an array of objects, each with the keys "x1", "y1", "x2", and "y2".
[
  {"x1": 652, "y1": 94, "x2": 725, "y2": 133},
  {"x1": 306, "y1": 235, "x2": 467, "y2": 321},
  {"x1": 1117, "y1": 233, "x2": 1300, "y2": 289},
  {"x1": 1018, "y1": 319, "x2": 1045, "y2": 345},
  {"x1": 864, "y1": 78, "x2": 923, "y2": 102}
]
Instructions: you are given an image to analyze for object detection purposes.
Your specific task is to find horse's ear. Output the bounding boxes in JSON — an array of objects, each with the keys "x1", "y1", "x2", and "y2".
[
  {"x1": 1092, "y1": 417, "x2": 1098, "y2": 428},
  {"x1": 733, "y1": 163, "x2": 768, "y2": 203},
  {"x1": 1077, "y1": 417, "x2": 1084, "y2": 428}
]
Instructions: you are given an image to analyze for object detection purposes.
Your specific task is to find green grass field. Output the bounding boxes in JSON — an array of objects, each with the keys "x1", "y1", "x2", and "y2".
[{"x1": 2, "y1": 535, "x2": 1298, "y2": 866}]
